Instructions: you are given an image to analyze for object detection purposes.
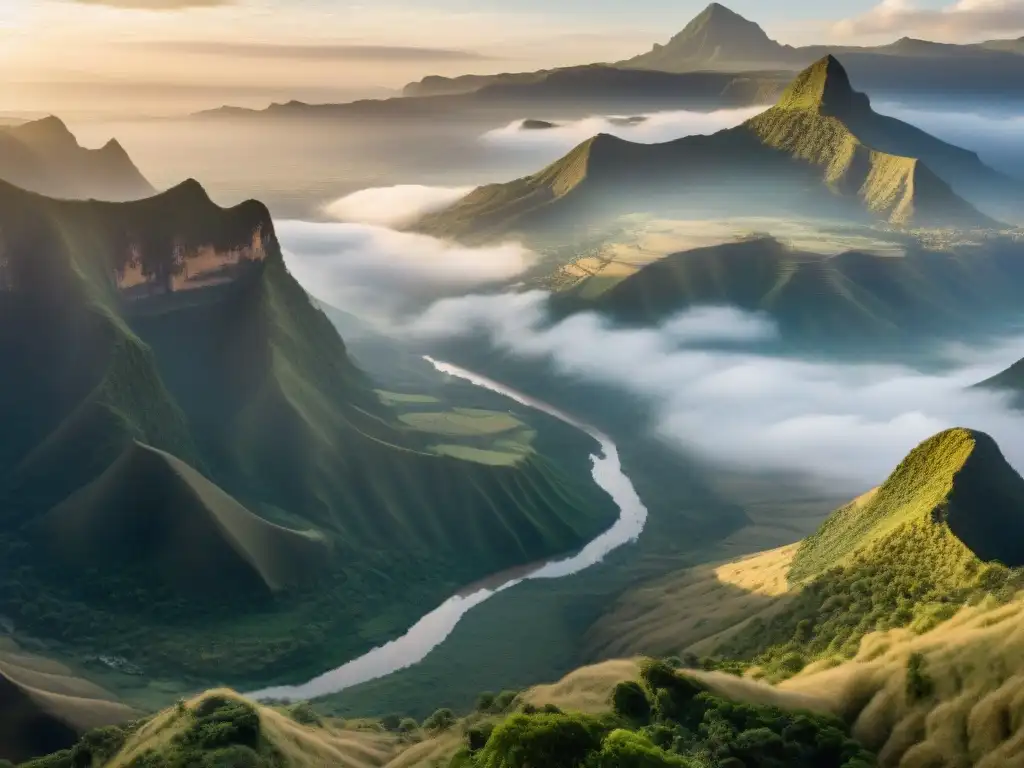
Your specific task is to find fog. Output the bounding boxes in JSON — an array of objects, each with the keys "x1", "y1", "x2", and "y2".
[
  {"x1": 323, "y1": 185, "x2": 474, "y2": 227},
  {"x1": 278, "y1": 220, "x2": 531, "y2": 316},
  {"x1": 481, "y1": 107, "x2": 763, "y2": 155},
  {"x1": 877, "y1": 101, "x2": 1024, "y2": 177},
  {"x1": 407, "y1": 291, "x2": 1024, "y2": 491}
]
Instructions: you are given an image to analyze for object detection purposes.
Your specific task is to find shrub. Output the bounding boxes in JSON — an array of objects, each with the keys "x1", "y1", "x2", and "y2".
[
  {"x1": 423, "y1": 708, "x2": 456, "y2": 732},
  {"x1": 611, "y1": 681, "x2": 651, "y2": 723},
  {"x1": 542, "y1": 703, "x2": 562, "y2": 714},
  {"x1": 380, "y1": 713, "x2": 402, "y2": 732},
  {"x1": 906, "y1": 652, "x2": 934, "y2": 701},
  {"x1": 475, "y1": 713, "x2": 607, "y2": 768},
  {"x1": 467, "y1": 722, "x2": 495, "y2": 752},
  {"x1": 590, "y1": 729, "x2": 694, "y2": 768},
  {"x1": 492, "y1": 690, "x2": 519, "y2": 713},
  {"x1": 476, "y1": 691, "x2": 496, "y2": 712},
  {"x1": 289, "y1": 702, "x2": 321, "y2": 727},
  {"x1": 399, "y1": 717, "x2": 419, "y2": 733}
]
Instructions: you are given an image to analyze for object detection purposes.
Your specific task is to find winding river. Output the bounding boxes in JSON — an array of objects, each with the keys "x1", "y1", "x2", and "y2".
[{"x1": 249, "y1": 358, "x2": 648, "y2": 702}]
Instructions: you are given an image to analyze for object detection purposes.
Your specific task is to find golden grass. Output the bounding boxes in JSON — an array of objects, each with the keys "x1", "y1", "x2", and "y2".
[
  {"x1": 108, "y1": 689, "x2": 401, "y2": 768},
  {"x1": 520, "y1": 659, "x2": 643, "y2": 714},
  {"x1": 586, "y1": 476, "x2": 848, "y2": 661},
  {"x1": 585, "y1": 546, "x2": 800, "y2": 660}
]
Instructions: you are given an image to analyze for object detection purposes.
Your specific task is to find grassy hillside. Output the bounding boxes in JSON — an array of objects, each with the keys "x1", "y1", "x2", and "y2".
[
  {"x1": 590, "y1": 429, "x2": 1024, "y2": 681},
  {"x1": 0, "y1": 178, "x2": 617, "y2": 700},
  {"x1": 0, "y1": 116, "x2": 154, "y2": 201},
  {"x1": 570, "y1": 233, "x2": 1024, "y2": 349},
  {"x1": 418, "y1": 56, "x2": 998, "y2": 241},
  {"x1": 18, "y1": 662, "x2": 876, "y2": 768}
]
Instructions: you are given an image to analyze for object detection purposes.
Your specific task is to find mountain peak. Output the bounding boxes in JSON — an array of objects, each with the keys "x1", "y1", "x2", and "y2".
[{"x1": 776, "y1": 55, "x2": 870, "y2": 114}]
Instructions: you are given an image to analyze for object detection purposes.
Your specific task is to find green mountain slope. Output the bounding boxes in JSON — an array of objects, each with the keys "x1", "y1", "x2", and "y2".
[
  {"x1": 570, "y1": 233, "x2": 1024, "y2": 348},
  {"x1": 418, "y1": 56, "x2": 996, "y2": 240},
  {"x1": 0, "y1": 178, "x2": 616, "y2": 690},
  {"x1": 591, "y1": 428, "x2": 1024, "y2": 686},
  {"x1": 0, "y1": 116, "x2": 155, "y2": 201}
]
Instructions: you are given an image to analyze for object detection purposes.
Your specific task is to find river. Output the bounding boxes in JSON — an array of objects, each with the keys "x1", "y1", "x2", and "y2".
[{"x1": 249, "y1": 357, "x2": 648, "y2": 701}]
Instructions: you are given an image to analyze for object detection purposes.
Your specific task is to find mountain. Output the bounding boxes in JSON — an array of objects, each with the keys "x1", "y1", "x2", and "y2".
[
  {"x1": 563, "y1": 235, "x2": 1024, "y2": 349},
  {"x1": 622, "y1": 2, "x2": 792, "y2": 71},
  {"x1": 0, "y1": 116, "x2": 155, "y2": 201},
  {"x1": 197, "y1": 66, "x2": 789, "y2": 125},
  {"x1": 0, "y1": 177, "x2": 616, "y2": 693},
  {"x1": 591, "y1": 426, "x2": 1024, "y2": 671},
  {"x1": 404, "y1": 5, "x2": 1024, "y2": 109},
  {"x1": 418, "y1": 56, "x2": 998, "y2": 240},
  {"x1": 977, "y1": 356, "x2": 1024, "y2": 407}
]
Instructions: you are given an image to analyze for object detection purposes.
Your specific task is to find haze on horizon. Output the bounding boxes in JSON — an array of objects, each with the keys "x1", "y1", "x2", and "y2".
[{"x1": 6, "y1": 0, "x2": 1024, "y2": 117}]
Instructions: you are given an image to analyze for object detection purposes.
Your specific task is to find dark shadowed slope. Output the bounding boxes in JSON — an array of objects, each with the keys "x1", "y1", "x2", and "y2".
[
  {"x1": 0, "y1": 116, "x2": 155, "y2": 201},
  {"x1": 419, "y1": 56, "x2": 996, "y2": 240},
  {"x1": 0, "y1": 642, "x2": 136, "y2": 764},
  {"x1": 569, "y1": 233, "x2": 1024, "y2": 349},
  {"x1": 0, "y1": 177, "x2": 616, "y2": 689}
]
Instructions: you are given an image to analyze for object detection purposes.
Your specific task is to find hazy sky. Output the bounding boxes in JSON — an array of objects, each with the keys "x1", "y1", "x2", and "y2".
[{"x1": 2, "y1": 0, "x2": 1022, "y2": 117}]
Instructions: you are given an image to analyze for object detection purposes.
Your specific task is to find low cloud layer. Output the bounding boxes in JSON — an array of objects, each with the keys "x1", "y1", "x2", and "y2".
[
  {"x1": 411, "y1": 291, "x2": 1024, "y2": 490},
  {"x1": 323, "y1": 185, "x2": 474, "y2": 228},
  {"x1": 278, "y1": 220, "x2": 531, "y2": 317},
  {"x1": 876, "y1": 102, "x2": 1024, "y2": 173},
  {"x1": 125, "y1": 41, "x2": 491, "y2": 62},
  {"x1": 480, "y1": 108, "x2": 763, "y2": 154},
  {"x1": 833, "y1": 0, "x2": 1024, "y2": 40},
  {"x1": 70, "y1": 0, "x2": 230, "y2": 8}
]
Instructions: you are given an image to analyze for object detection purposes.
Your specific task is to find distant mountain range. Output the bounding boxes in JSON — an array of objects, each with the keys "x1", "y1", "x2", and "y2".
[
  {"x1": 0, "y1": 116, "x2": 154, "y2": 201},
  {"x1": 405, "y1": 3, "x2": 1024, "y2": 107},
  {"x1": 623, "y1": 2, "x2": 1024, "y2": 73},
  {"x1": 417, "y1": 56, "x2": 1004, "y2": 239}
]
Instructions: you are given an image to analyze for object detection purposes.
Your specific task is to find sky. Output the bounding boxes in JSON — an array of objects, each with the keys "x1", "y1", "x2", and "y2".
[{"x1": 2, "y1": 0, "x2": 1022, "y2": 117}]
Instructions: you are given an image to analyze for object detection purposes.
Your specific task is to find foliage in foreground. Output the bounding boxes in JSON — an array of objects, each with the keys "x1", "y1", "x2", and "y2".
[
  {"x1": 20, "y1": 696, "x2": 281, "y2": 768},
  {"x1": 451, "y1": 660, "x2": 875, "y2": 768}
]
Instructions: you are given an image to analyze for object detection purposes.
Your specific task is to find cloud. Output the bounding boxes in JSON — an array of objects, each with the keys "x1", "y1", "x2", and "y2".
[
  {"x1": 323, "y1": 185, "x2": 474, "y2": 228},
  {"x1": 480, "y1": 108, "x2": 763, "y2": 156},
  {"x1": 69, "y1": 0, "x2": 231, "y2": 8},
  {"x1": 277, "y1": 221, "x2": 532, "y2": 317},
  {"x1": 832, "y1": 0, "x2": 1024, "y2": 41},
  {"x1": 410, "y1": 291, "x2": 1024, "y2": 490},
  {"x1": 118, "y1": 41, "x2": 492, "y2": 61}
]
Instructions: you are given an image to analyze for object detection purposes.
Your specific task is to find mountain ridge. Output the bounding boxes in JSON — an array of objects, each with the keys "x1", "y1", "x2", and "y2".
[
  {"x1": 0, "y1": 115, "x2": 155, "y2": 201},
  {"x1": 417, "y1": 56, "x2": 998, "y2": 238}
]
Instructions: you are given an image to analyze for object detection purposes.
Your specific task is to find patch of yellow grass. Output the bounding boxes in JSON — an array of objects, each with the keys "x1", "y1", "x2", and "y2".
[
  {"x1": 108, "y1": 689, "x2": 401, "y2": 768},
  {"x1": 520, "y1": 659, "x2": 642, "y2": 714},
  {"x1": 586, "y1": 546, "x2": 800, "y2": 660}
]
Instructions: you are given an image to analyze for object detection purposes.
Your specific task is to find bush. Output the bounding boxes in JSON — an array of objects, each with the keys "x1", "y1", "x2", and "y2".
[
  {"x1": 423, "y1": 708, "x2": 456, "y2": 732},
  {"x1": 467, "y1": 722, "x2": 495, "y2": 752},
  {"x1": 475, "y1": 713, "x2": 607, "y2": 768},
  {"x1": 380, "y1": 713, "x2": 402, "y2": 732},
  {"x1": 590, "y1": 729, "x2": 694, "y2": 768},
  {"x1": 289, "y1": 702, "x2": 321, "y2": 727},
  {"x1": 906, "y1": 652, "x2": 934, "y2": 701},
  {"x1": 476, "y1": 691, "x2": 496, "y2": 712},
  {"x1": 399, "y1": 717, "x2": 420, "y2": 733},
  {"x1": 492, "y1": 690, "x2": 519, "y2": 713},
  {"x1": 611, "y1": 681, "x2": 651, "y2": 723}
]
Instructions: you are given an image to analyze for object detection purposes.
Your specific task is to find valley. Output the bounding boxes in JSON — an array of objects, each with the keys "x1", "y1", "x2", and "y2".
[{"x1": 10, "y1": 2, "x2": 1024, "y2": 767}]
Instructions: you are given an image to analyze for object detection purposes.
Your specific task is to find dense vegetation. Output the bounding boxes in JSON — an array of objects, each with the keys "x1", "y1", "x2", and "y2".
[{"x1": 452, "y1": 660, "x2": 874, "y2": 767}]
